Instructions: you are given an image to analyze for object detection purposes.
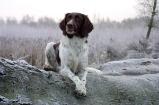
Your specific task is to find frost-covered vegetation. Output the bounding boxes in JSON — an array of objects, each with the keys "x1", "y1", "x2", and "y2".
[{"x1": 0, "y1": 16, "x2": 158, "y2": 68}]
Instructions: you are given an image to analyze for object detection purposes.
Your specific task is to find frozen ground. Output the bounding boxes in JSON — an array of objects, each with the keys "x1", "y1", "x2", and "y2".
[{"x1": 0, "y1": 58, "x2": 159, "y2": 105}]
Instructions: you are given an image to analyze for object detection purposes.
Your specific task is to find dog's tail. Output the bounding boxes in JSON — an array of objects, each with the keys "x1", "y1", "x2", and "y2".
[{"x1": 85, "y1": 67, "x2": 103, "y2": 75}]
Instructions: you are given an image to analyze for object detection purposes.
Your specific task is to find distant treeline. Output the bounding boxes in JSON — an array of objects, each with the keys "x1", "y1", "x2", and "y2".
[
  {"x1": 1, "y1": 15, "x2": 158, "y2": 28},
  {"x1": 0, "y1": 15, "x2": 56, "y2": 27}
]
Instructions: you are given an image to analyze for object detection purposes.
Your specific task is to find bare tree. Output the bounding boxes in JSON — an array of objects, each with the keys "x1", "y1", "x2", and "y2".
[
  {"x1": 138, "y1": 0, "x2": 158, "y2": 39},
  {"x1": 6, "y1": 17, "x2": 18, "y2": 25},
  {"x1": 146, "y1": 0, "x2": 158, "y2": 39},
  {"x1": 38, "y1": 17, "x2": 56, "y2": 27},
  {"x1": 0, "y1": 18, "x2": 5, "y2": 25},
  {"x1": 20, "y1": 15, "x2": 36, "y2": 26}
]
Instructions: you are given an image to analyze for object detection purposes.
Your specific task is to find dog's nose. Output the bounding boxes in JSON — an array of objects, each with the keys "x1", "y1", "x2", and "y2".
[{"x1": 67, "y1": 24, "x2": 73, "y2": 29}]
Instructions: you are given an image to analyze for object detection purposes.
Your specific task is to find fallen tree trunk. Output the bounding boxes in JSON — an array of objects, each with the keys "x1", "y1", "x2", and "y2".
[{"x1": 0, "y1": 58, "x2": 159, "y2": 105}]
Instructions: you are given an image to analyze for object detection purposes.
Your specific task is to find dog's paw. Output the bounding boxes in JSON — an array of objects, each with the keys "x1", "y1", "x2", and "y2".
[
  {"x1": 43, "y1": 65, "x2": 51, "y2": 70},
  {"x1": 74, "y1": 91, "x2": 86, "y2": 98},
  {"x1": 43, "y1": 65, "x2": 58, "y2": 72},
  {"x1": 74, "y1": 89, "x2": 86, "y2": 97},
  {"x1": 74, "y1": 82, "x2": 87, "y2": 97}
]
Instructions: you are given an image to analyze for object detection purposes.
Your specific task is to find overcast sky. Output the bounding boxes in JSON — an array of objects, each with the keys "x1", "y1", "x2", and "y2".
[{"x1": 0, "y1": 0, "x2": 137, "y2": 22}]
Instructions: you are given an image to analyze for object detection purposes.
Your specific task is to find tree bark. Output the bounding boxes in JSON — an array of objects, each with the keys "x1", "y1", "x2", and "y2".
[{"x1": 146, "y1": 0, "x2": 157, "y2": 39}]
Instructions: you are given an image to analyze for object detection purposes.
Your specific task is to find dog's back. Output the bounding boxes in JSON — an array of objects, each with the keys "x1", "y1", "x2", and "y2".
[{"x1": 43, "y1": 42, "x2": 60, "y2": 72}]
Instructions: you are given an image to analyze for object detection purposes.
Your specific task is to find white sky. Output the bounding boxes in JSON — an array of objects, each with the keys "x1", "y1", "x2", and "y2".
[{"x1": 0, "y1": 0, "x2": 137, "y2": 22}]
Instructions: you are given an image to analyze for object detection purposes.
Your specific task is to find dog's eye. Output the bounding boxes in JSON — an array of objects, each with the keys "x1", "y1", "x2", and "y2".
[
  {"x1": 75, "y1": 15, "x2": 80, "y2": 20},
  {"x1": 67, "y1": 15, "x2": 72, "y2": 19}
]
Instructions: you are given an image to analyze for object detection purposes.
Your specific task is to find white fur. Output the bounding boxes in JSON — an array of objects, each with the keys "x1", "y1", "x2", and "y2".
[{"x1": 44, "y1": 35, "x2": 102, "y2": 96}]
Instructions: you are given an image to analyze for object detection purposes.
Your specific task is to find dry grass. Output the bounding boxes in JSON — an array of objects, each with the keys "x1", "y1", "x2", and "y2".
[
  {"x1": 0, "y1": 36, "x2": 48, "y2": 68},
  {"x1": 0, "y1": 36, "x2": 126, "y2": 68},
  {"x1": 0, "y1": 17, "x2": 158, "y2": 68}
]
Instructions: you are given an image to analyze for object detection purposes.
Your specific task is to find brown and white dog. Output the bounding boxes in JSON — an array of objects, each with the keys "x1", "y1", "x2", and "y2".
[{"x1": 43, "y1": 13, "x2": 102, "y2": 96}]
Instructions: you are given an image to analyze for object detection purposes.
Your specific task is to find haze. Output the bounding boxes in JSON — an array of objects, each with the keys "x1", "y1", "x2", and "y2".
[{"x1": 0, "y1": 0, "x2": 137, "y2": 22}]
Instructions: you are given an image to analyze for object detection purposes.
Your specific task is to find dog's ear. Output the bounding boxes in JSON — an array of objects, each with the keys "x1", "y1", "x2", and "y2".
[
  {"x1": 81, "y1": 15, "x2": 93, "y2": 37},
  {"x1": 59, "y1": 13, "x2": 69, "y2": 35}
]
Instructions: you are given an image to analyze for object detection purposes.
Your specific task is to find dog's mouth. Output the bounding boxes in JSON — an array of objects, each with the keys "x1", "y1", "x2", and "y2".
[
  {"x1": 66, "y1": 24, "x2": 77, "y2": 35},
  {"x1": 67, "y1": 29, "x2": 76, "y2": 34}
]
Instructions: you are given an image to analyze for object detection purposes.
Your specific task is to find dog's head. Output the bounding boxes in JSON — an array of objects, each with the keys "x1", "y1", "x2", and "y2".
[{"x1": 59, "y1": 12, "x2": 93, "y2": 38}]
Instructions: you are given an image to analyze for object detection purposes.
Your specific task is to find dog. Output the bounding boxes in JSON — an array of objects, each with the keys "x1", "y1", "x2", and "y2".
[{"x1": 43, "y1": 12, "x2": 102, "y2": 96}]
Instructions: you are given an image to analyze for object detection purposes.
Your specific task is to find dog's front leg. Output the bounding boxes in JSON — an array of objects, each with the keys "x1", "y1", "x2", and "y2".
[
  {"x1": 60, "y1": 66, "x2": 86, "y2": 96},
  {"x1": 78, "y1": 70, "x2": 88, "y2": 87}
]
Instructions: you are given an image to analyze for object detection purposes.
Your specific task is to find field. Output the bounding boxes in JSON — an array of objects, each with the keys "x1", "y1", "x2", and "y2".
[{"x1": 0, "y1": 17, "x2": 158, "y2": 68}]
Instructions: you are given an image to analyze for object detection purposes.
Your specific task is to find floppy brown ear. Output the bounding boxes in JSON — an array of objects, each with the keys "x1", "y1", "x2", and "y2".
[
  {"x1": 81, "y1": 15, "x2": 94, "y2": 37},
  {"x1": 59, "y1": 13, "x2": 69, "y2": 35}
]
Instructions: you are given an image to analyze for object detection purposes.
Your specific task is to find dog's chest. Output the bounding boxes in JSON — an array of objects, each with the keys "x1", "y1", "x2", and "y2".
[
  {"x1": 61, "y1": 36, "x2": 88, "y2": 56},
  {"x1": 59, "y1": 36, "x2": 88, "y2": 71}
]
